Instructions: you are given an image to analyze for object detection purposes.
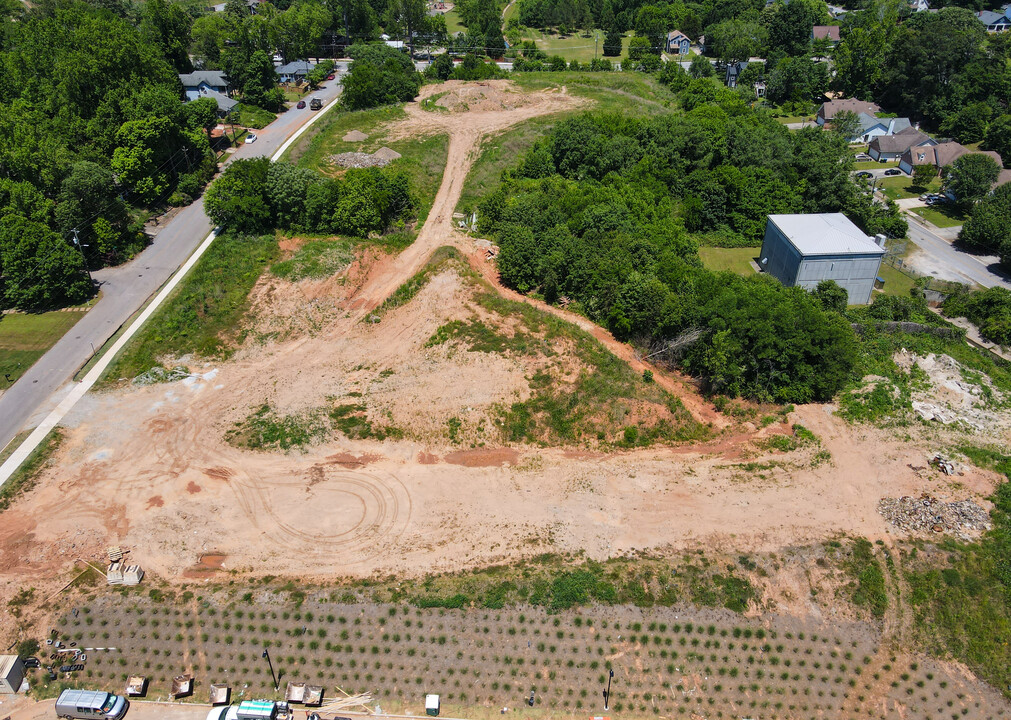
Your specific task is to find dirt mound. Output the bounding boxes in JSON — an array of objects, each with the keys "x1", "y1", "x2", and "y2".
[
  {"x1": 431, "y1": 80, "x2": 539, "y2": 112},
  {"x1": 343, "y1": 130, "x2": 368, "y2": 141},
  {"x1": 373, "y1": 146, "x2": 402, "y2": 161}
]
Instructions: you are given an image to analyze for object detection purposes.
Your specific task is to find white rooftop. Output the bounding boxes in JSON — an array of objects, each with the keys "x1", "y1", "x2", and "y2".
[{"x1": 768, "y1": 213, "x2": 884, "y2": 256}]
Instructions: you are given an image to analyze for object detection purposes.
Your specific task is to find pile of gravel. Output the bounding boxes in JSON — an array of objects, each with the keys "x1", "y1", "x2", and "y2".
[
  {"x1": 878, "y1": 495, "x2": 991, "y2": 540},
  {"x1": 328, "y1": 152, "x2": 391, "y2": 168}
]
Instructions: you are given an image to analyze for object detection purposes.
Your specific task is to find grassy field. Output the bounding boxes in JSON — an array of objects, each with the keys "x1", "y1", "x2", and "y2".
[
  {"x1": 698, "y1": 247, "x2": 758, "y2": 276},
  {"x1": 0, "y1": 429, "x2": 62, "y2": 512},
  {"x1": 101, "y1": 233, "x2": 280, "y2": 383},
  {"x1": 875, "y1": 262, "x2": 918, "y2": 298},
  {"x1": 513, "y1": 27, "x2": 631, "y2": 63},
  {"x1": 0, "y1": 308, "x2": 90, "y2": 385},
  {"x1": 878, "y1": 175, "x2": 941, "y2": 201},
  {"x1": 283, "y1": 104, "x2": 449, "y2": 224},
  {"x1": 853, "y1": 160, "x2": 898, "y2": 170},
  {"x1": 911, "y1": 204, "x2": 967, "y2": 228}
]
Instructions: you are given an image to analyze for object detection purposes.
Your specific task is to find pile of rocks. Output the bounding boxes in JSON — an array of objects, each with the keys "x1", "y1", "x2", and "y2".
[
  {"x1": 878, "y1": 494, "x2": 991, "y2": 540},
  {"x1": 328, "y1": 151, "x2": 391, "y2": 168},
  {"x1": 134, "y1": 365, "x2": 190, "y2": 385}
]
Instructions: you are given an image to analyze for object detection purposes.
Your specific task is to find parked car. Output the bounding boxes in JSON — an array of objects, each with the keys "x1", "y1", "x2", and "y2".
[
  {"x1": 55, "y1": 689, "x2": 128, "y2": 719},
  {"x1": 244, "y1": 133, "x2": 257, "y2": 144},
  {"x1": 854, "y1": 153, "x2": 872, "y2": 161},
  {"x1": 326, "y1": 73, "x2": 335, "y2": 80},
  {"x1": 296, "y1": 100, "x2": 306, "y2": 109},
  {"x1": 310, "y1": 97, "x2": 322, "y2": 110},
  {"x1": 205, "y1": 707, "x2": 239, "y2": 720},
  {"x1": 23, "y1": 656, "x2": 41, "y2": 669},
  {"x1": 855, "y1": 171, "x2": 873, "y2": 179},
  {"x1": 883, "y1": 168, "x2": 901, "y2": 176}
]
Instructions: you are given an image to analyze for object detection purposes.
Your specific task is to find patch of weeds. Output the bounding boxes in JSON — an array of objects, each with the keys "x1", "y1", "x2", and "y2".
[
  {"x1": 426, "y1": 318, "x2": 542, "y2": 355},
  {"x1": 759, "y1": 424, "x2": 819, "y2": 453},
  {"x1": 446, "y1": 417, "x2": 462, "y2": 443},
  {"x1": 420, "y1": 92, "x2": 450, "y2": 113},
  {"x1": 227, "y1": 404, "x2": 329, "y2": 451},
  {"x1": 329, "y1": 404, "x2": 402, "y2": 441},
  {"x1": 271, "y1": 239, "x2": 355, "y2": 281},
  {"x1": 0, "y1": 429, "x2": 63, "y2": 512},
  {"x1": 843, "y1": 538, "x2": 887, "y2": 619}
]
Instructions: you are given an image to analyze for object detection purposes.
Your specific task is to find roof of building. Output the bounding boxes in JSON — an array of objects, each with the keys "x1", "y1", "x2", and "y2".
[
  {"x1": 869, "y1": 126, "x2": 932, "y2": 153},
  {"x1": 201, "y1": 88, "x2": 238, "y2": 112},
  {"x1": 768, "y1": 213, "x2": 884, "y2": 256},
  {"x1": 979, "y1": 9, "x2": 1009, "y2": 23},
  {"x1": 818, "y1": 97, "x2": 881, "y2": 120},
  {"x1": 179, "y1": 70, "x2": 229, "y2": 88},
  {"x1": 277, "y1": 60, "x2": 316, "y2": 74},
  {"x1": 997, "y1": 168, "x2": 1011, "y2": 190},
  {"x1": 0, "y1": 655, "x2": 22, "y2": 679},
  {"x1": 812, "y1": 25, "x2": 841, "y2": 40},
  {"x1": 904, "y1": 142, "x2": 1003, "y2": 168},
  {"x1": 667, "y1": 30, "x2": 690, "y2": 41}
]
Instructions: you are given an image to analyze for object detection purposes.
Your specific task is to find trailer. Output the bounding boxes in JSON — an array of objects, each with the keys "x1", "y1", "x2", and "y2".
[{"x1": 237, "y1": 700, "x2": 278, "y2": 720}]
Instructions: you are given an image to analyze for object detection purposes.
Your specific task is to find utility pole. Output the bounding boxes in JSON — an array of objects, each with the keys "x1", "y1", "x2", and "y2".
[
  {"x1": 603, "y1": 668, "x2": 613, "y2": 709},
  {"x1": 262, "y1": 647, "x2": 278, "y2": 691},
  {"x1": 71, "y1": 229, "x2": 93, "y2": 285},
  {"x1": 595, "y1": 30, "x2": 599, "y2": 60}
]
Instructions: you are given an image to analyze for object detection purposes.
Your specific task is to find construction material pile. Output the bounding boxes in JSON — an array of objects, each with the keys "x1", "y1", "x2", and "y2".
[
  {"x1": 133, "y1": 366, "x2": 190, "y2": 385},
  {"x1": 328, "y1": 152, "x2": 390, "y2": 168},
  {"x1": 878, "y1": 494, "x2": 991, "y2": 540},
  {"x1": 319, "y1": 690, "x2": 374, "y2": 714}
]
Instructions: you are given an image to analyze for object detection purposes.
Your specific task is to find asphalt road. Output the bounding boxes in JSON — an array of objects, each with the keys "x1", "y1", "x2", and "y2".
[
  {"x1": 0, "y1": 81, "x2": 342, "y2": 454},
  {"x1": 905, "y1": 213, "x2": 1011, "y2": 289}
]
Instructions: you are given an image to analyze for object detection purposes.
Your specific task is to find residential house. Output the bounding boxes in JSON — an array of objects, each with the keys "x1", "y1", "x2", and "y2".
[
  {"x1": 850, "y1": 114, "x2": 912, "y2": 144},
  {"x1": 178, "y1": 70, "x2": 230, "y2": 102},
  {"x1": 666, "y1": 30, "x2": 691, "y2": 55},
  {"x1": 725, "y1": 59, "x2": 763, "y2": 88},
  {"x1": 867, "y1": 126, "x2": 936, "y2": 161},
  {"x1": 978, "y1": 5, "x2": 1011, "y2": 31},
  {"x1": 816, "y1": 98, "x2": 881, "y2": 126},
  {"x1": 811, "y1": 25, "x2": 841, "y2": 43},
  {"x1": 276, "y1": 60, "x2": 316, "y2": 83},
  {"x1": 201, "y1": 88, "x2": 238, "y2": 117},
  {"x1": 898, "y1": 141, "x2": 1002, "y2": 176},
  {"x1": 910, "y1": 0, "x2": 929, "y2": 11}
]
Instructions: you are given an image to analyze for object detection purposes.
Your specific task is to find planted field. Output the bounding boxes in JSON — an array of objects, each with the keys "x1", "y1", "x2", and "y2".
[{"x1": 45, "y1": 593, "x2": 1007, "y2": 720}]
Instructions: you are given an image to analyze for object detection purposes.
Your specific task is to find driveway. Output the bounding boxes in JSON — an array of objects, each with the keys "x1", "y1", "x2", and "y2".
[{"x1": 0, "y1": 81, "x2": 343, "y2": 454}]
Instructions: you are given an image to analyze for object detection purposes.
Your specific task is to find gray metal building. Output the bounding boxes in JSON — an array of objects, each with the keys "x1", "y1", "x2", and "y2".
[{"x1": 759, "y1": 213, "x2": 885, "y2": 305}]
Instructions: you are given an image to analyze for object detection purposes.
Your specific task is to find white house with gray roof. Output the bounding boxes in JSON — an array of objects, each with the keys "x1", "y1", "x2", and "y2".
[
  {"x1": 179, "y1": 70, "x2": 230, "y2": 101},
  {"x1": 759, "y1": 213, "x2": 885, "y2": 305}
]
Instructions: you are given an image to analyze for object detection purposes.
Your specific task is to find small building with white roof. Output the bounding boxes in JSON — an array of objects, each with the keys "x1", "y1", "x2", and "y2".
[{"x1": 759, "y1": 213, "x2": 885, "y2": 305}]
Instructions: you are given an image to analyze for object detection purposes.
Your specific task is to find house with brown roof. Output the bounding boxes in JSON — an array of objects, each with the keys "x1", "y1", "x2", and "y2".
[
  {"x1": 898, "y1": 142, "x2": 1001, "y2": 176},
  {"x1": 816, "y1": 98, "x2": 881, "y2": 126},
  {"x1": 868, "y1": 126, "x2": 936, "y2": 161},
  {"x1": 811, "y1": 25, "x2": 841, "y2": 42},
  {"x1": 666, "y1": 30, "x2": 691, "y2": 55}
]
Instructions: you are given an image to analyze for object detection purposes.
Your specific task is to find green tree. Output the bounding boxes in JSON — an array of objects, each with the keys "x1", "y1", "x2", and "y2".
[
  {"x1": 812, "y1": 279, "x2": 847, "y2": 312},
  {"x1": 830, "y1": 109, "x2": 861, "y2": 140},
  {"x1": 832, "y1": 25, "x2": 888, "y2": 99},
  {"x1": 983, "y1": 115, "x2": 1011, "y2": 166},
  {"x1": 0, "y1": 214, "x2": 91, "y2": 310},
  {"x1": 54, "y1": 161, "x2": 130, "y2": 262},
  {"x1": 242, "y1": 50, "x2": 282, "y2": 111},
  {"x1": 959, "y1": 183, "x2": 1011, "y2": 254},
  {"x1": 603, "y1": 29, "x2": 623, "y2": 57},
  {"x1": 943, "y1": 153, "x2": 1001, "y2": 207},
  {"x1": 941, "y1": 102, "x2": 994, "y2": 145},
  {"x1": 911, "y1": 164, "x2": 936, "y2": 189},
  {"x1": 204, "y1": 158, "x2": 273, "y2": 232},
  {"x1": 385, "y1": 0, "x2": 428, "y2": 58},
  {"x1": 426, "y1": 52, "x2": 454, "y2": 80},
  {"x1": 266, "y1": 162, "x2": 318, "y2": 229},
  {"x1": 185, "y1": 96, "x2": 220, "y2": 144},
  {"x1": 110, "y1": 115, "x2": 178, "y2": 204},
  {"x1": 688, "y1": 54, "x2": 714, "y2": 78},
  {"x1": 626, "y1": 36, "x2": 652, "y2": 61},
  {"x1": 705, "y1": 18, "x2": 767, "y2": 65},
  {"x1": 275, "y1": 1, "x2": 330, "y2": 62},
  {"x1": 141, "y1": 0, "x2": 193, "y2": 72}
]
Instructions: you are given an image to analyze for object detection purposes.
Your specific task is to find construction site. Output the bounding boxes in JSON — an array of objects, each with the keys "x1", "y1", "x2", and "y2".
[{"x1": 0, "y1": 80, "x2": 1010, "y2": 720}]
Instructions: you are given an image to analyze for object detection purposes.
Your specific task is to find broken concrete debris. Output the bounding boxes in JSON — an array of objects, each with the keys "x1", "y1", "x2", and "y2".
[{"x1": 878, "y1": 494, "x2": 991, "y2": 540}]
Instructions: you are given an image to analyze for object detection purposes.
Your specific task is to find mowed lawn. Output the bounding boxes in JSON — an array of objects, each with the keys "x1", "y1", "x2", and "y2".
[
  {"x1": 698, "y1": 247, "x2": 758, "y2": 276},
  {"x1": 0, "y1": 310, "x2": 88, "y2": 384},
  {"x1": 911, "y1": 204, "x2": 968, "y2": 228},
  {"x1": 878, "y1": 175, "x2": 941, "y2": 201},
  {"x1": 516, "y1": 27, "x2": 631, "y2": 63}
]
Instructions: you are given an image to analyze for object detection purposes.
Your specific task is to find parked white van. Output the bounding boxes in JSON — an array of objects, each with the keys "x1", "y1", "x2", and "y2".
[{"x1": 55, "y1": 689, "x2": 128, "y2": 719}]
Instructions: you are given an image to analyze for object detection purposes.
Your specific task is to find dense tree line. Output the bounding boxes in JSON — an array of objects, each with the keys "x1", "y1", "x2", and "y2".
[
  {"x1": 959, "y1": 183, "x2": 1011, "y2": 263},
  {"x1": 0, "y1": 0, "x2": 216, "y2": 310},
  {"x1": 204, "y1": 158, "x2": 415, "y2": 237},
  {"x1": 475, "y1": 105, "x2": 893, "y2": 401}
]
